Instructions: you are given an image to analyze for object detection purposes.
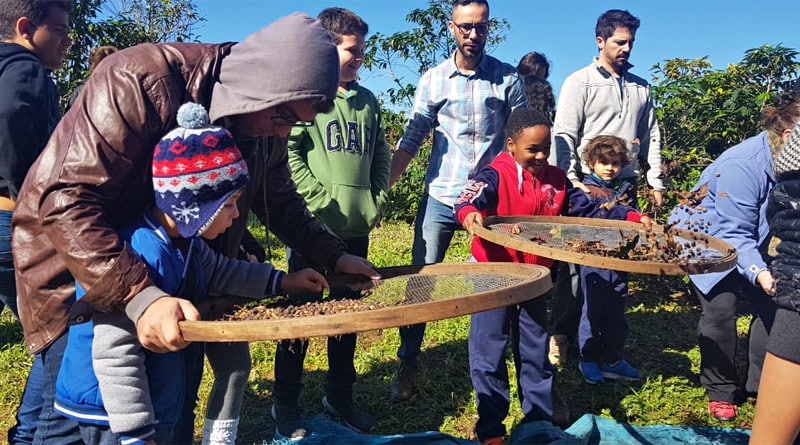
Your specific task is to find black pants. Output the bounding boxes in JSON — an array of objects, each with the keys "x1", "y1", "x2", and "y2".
[
  {"x1": 272, "y1": 236, "x2": 369, "y2": 404},
  {"x1": 694, "y1": 273, "x2": 777, "y2": 403}
]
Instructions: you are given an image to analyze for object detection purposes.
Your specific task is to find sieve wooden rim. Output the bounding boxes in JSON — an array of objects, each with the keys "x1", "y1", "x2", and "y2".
[
  {"x1": 179, "y1": 262, "x2": 551, "y2": 342},
  {"x1": 471, "y1": 215, "x2": 737, "y2": 276}
]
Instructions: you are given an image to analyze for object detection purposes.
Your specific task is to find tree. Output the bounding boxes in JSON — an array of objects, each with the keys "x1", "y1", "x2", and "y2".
[
  {"x1": 364, "y1": 0, "x2": 509, "y2": 108},
  {"x1": 54, "y1": 0, "x2": 203, "y2": 108},
  {"x1": 649, "y1": 44, "x2": 799, "y2": 214},
  {"x1": 102, "y1": 0, "x2": 202, "y2": 43}
]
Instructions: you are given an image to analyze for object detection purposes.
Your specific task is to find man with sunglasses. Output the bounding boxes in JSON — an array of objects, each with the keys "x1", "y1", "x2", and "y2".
[
  {"x1": 387, "y1": 0, "x2": 526, "y2": 405},
  {"x1": 11, "y1": 12, "x2": 380, "y2": 444}
]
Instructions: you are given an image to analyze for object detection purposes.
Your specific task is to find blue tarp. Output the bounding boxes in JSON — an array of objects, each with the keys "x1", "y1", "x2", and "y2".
[{"x1": 264, "y1": 414, "x2": 751, "y2": 444}]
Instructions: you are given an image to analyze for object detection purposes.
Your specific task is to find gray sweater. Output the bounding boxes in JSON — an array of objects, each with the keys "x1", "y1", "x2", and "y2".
[{"x1": 553, "y1": 57, "x2": 664, "y2": 191}]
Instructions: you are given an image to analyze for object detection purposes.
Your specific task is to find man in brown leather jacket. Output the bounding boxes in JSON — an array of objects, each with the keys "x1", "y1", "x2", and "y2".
[{"x1": 10, "y1": 12, "x2": 380, "y2": 444}]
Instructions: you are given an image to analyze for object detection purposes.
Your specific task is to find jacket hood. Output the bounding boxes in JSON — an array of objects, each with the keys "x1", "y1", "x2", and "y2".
[
  {"x1": 209, "y1": 12, "x2": 339, "y2": 122},
  {"x1": 0, "y1": 41, "x2": 38, "y2": 63}
]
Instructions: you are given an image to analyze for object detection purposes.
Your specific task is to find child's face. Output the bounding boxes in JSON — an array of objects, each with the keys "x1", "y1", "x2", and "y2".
[
  {"x1": 590, "y1": 157, "x2": 623, "y2": 182},
  {"x1": 337, "y1": 34, "x2": 365, "y2": 86},
  {"x1": 20, "y1": 6, "x2": 71, "y2": 70},
  {"x1": 201, "y1": 191, "x2": 242, "y2": 240},
  {"x1": 507, "y1": 125, "x2": 551, "y2": 175}
]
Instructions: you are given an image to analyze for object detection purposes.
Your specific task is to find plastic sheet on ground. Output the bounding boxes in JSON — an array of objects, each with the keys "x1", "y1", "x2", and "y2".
[{"x1": 263, "y1": 413, "x2": 751, "y2": 445}]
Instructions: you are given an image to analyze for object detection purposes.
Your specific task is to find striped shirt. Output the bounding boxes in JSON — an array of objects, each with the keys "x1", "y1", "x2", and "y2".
[{"x1": 397, "y1": 53, "x2": 527, "y2": 206}]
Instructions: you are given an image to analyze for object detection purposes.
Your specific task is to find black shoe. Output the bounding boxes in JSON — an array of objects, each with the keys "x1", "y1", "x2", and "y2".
[
  {"x1": 322, "y1": 395, "x2": 375, "y2": 432},
  {"x1": 551, "y1": 386, "x2": 571, "y2": 429},
  {"x1": 390, "y1": 363, "x2": 417, "y2": 401},
  {"x1": 271, "y1": 402, "x2": 308, "y2": 440}
]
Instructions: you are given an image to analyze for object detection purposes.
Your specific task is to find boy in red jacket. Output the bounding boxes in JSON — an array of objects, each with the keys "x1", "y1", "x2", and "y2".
[{"x1": 454, "y1": 108, "x2": 568, "y2": 445}]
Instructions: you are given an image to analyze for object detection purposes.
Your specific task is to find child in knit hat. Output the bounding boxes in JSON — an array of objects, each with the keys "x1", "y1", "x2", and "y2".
[{"x1": 53, "y1": 102, "x2": 328, "y2": 445}]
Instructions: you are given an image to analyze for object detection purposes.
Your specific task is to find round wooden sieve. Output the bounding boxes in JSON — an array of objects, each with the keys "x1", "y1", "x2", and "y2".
[
  {"x1": 471, "y1": 215, "x2": 737, "y2": 275},
  {"x1": 179, "y1": 262, "x2": 551, "y2": 342}
]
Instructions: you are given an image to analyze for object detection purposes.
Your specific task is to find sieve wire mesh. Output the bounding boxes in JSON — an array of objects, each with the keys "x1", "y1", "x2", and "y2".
[{"x1": 226, "y1": 272, "x2": 529, "y2": 321}]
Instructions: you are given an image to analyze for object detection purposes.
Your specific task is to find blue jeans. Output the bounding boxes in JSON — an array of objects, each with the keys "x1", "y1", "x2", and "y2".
[
  {"x1": 0, "y1": 210, "x2": 18, "y2": 318},
  {"x1": 273, "y1": 236, "x2": 369, "y2": 403},
  {"x1": 398, "y1": 196, "x2": 461, "y2": 365},
  {"x1": 9, "y1": 332, "x2": 81, "y2": 445}
]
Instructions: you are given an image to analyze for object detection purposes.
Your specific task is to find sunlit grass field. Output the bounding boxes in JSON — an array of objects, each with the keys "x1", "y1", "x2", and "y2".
[{"x1": 0, "y1": 220, "x2": 755, "y2": 443}]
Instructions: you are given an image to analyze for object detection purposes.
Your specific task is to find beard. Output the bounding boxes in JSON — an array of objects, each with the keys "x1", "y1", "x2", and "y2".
[{"x1": 458, "y1": 39, "x2": 485, "y2": 61}]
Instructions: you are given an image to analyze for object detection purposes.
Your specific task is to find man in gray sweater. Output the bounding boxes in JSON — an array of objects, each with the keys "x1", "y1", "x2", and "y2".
[{"x1": 548, "y1": 9, "x2": 664, "y2": 366}]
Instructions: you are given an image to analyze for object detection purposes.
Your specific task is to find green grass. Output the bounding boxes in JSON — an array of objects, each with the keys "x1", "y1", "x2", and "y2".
[{"x1": 0, "y1": 221, "x2": 757, "y2": 443}]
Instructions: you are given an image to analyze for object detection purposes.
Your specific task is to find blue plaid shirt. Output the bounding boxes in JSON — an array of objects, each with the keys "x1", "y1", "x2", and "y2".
[{"x1": 397, "y1": 53, "x2": 527, "y2": 206}]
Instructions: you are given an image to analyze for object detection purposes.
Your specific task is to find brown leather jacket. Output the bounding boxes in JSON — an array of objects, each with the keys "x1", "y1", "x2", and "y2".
[{"x1": 12, "y1": 42, "x2": 345, "y2": 354}]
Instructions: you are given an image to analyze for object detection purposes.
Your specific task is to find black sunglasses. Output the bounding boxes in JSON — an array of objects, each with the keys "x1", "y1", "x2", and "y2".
[{"x1": 271, "y1": 106, "x2": 314, "y2": 127}]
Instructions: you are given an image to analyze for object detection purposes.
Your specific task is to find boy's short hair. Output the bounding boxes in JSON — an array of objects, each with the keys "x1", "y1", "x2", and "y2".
[
  {"x1": 595, "y1": 9, "x2": 639, "y2": 40},
  {"x1": 583, "y1": 135, "x2": 631, "y2": 168},
  {"x1": 0, "y1": 0, "x2": 71, "y2": 39},
  {"x1": 506, "y1": 108, "x2": 551, "y2": 141},
  {"x1": 317, "y1": 7, "x2": 368, "y2": 44}
]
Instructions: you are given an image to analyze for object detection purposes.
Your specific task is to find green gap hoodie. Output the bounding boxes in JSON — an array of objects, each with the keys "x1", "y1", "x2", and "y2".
[{"x1": 287, "y1": 82, "x2": 391, "y2": 239}]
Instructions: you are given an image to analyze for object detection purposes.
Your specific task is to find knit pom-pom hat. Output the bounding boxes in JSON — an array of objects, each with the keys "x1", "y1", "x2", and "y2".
[{"x1": 153, "y1": 102, "x2": 250, "y2": 237}]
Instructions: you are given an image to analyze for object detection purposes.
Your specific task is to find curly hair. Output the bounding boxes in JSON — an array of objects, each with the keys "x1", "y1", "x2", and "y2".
[
  {"x1": 760, "y1": 90, "x2": 800, "y2": 134},
  {"x1": 521, "y1": 76, "x2": 555, "y2": 123},
  {"x1": 88, "y1": 45, "x2": 117, "y2": 73},
  {"x1": 506, "y1": 108, "x2": 551, "y2": 142},
  {"x1": 583, "y1": 135, "x2": 631, "y2": 168},
  {"x1": 517, "y1": 51, "x2": 550, "y2": 79}
]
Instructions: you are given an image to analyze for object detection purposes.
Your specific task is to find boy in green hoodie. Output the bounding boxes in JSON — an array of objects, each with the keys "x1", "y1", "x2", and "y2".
[{"x1": 275, "y1": 7, "x2": 391, "y2": 439}]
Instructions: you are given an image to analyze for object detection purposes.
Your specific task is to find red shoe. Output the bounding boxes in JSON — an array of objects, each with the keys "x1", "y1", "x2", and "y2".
[
  {"x1": 479, "y1": 437, "x2": 503, "y2": 445},
  {"x1": 708, "y1": 400, "x2": 737, "y2": 421}
]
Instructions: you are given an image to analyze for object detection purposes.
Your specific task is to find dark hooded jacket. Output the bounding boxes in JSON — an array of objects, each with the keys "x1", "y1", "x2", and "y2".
[
  {"x1": 0, "y1": 42, "x2": 61, "y2": 200},
  {"x1": 768, "y1": 123, "x2": 800, "y2": 312},
  {"x1": 12, "y1": 13, "x2": 343, "y2": 354}
]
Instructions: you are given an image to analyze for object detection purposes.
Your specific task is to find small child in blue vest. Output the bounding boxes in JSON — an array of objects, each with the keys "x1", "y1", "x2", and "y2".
[
  {"x1": 453, "y1": 108, "x2": 568, "y2": 445},
  {"x1": 54, "y1": 102, "x2": 328, "y2": 445},
  {"x1": 567, "y1": 134, "x2": 652, "y2": 384}
]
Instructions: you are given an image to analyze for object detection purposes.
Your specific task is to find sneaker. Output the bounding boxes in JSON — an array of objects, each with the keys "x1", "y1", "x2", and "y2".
[
  {"x1": 578, "y1": 361, "x2": 604, "y2": 384},
  {"x1": 548, "y1": 335, "x2": 568, "y2": 366},
  {"x1": 322, "y1": 395, "x2": 375, "y2": 432},
  {"x1": 601, "y1": 359, "x2": 640, "y2": 381},
  {"x1": 479, "y1": 437, "x2": 503, "y2": 445},
  {"x1": 708, "y1": 400, "x2": 737, "y2": 422},
  {"x1": 390, "y1": 362, "x2": 417, "y2": 401},
  {"x1": 271, "y1": 403, "x2": 308, "y2": 441}
]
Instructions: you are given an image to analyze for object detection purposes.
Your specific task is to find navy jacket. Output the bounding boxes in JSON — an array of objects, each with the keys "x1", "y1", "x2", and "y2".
[{"x1": 0, "y1": 42, "x2": 60, "y2": 199}]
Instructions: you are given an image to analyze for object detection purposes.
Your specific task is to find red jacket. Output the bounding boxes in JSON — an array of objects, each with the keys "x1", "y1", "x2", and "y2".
[{"x1": 454, "y1": 152, "x2": 568, "y2": 266}]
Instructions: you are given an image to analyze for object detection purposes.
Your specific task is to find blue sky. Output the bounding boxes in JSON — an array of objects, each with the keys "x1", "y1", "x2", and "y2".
[{"x1": 195, "y1": 0, "x2": 800, "y2": 105}]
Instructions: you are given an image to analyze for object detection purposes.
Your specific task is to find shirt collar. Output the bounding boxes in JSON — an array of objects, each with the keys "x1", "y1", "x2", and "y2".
[
  {"x1": 448, "y1": 51, "x2": 487, "y2": 77},
  {"x1": 592, "y1": 56, "x2": 634, "y2": 78},
  {"x1": 338, "y1": 81, "x2": 359, "y2": 99}
]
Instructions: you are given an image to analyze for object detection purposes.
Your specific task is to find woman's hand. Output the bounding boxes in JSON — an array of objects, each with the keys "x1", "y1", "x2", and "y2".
[{"x1": 757, "y1": 269, "x2": 777, "y2": 296}]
